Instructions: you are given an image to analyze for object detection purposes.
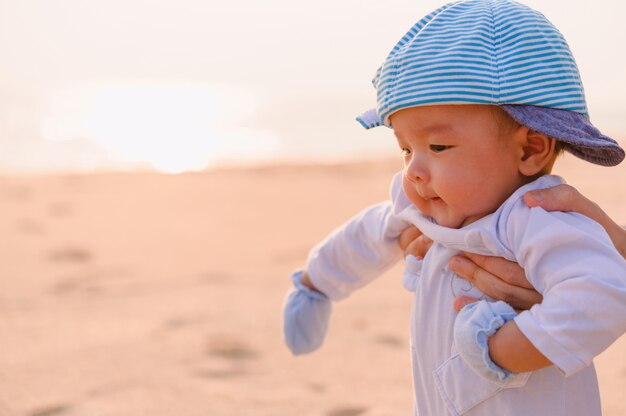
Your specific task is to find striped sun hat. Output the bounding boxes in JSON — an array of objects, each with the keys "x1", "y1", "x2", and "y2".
[{"x1": 356, "y1": 0, "x2": 624, "y2": 166}]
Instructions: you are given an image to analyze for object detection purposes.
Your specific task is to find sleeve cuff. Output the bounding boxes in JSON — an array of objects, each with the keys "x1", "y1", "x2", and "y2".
[
  {"x1": 306, "y1": 259, "x2": 351, "y2": 301},
  {"x1": 403, "y1": 254, "x2": 422, "y2": 292}
]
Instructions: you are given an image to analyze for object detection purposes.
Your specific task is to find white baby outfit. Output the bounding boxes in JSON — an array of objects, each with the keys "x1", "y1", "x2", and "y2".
[{"x1": 306, "y1": 172, "x2": 626, "y2": 416}]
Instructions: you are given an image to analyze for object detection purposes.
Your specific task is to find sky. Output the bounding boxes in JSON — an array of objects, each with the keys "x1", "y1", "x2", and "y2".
[{"x1": 1, "y1": 0, "x2": 625, "y2": 173}]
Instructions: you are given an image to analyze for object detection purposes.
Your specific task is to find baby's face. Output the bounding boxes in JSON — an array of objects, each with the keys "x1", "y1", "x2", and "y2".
[{"x1": 391, "y1": 105, "x2": 526, "y2": 228}]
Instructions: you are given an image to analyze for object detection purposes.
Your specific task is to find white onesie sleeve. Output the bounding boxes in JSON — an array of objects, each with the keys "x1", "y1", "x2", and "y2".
[
  {"x1": 306, "y1": 172, "x2": 411, "y2": 301},
  {"x1": 502, "y1": 203, "x2": 626, "y2": 376}
]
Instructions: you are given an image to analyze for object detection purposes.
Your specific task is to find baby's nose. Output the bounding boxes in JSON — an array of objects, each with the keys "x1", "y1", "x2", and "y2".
[{"x1": 405, "y1": 156, "x2": 429, "y2": 183}]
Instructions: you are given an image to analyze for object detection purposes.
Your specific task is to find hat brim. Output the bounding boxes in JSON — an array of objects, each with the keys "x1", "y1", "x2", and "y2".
[
  {"x1": 356, "y1": 108, "x2": 384, "y2": 129},
  {"x1": 502, "y1": 105, "x2": 624, "y2": 167}
]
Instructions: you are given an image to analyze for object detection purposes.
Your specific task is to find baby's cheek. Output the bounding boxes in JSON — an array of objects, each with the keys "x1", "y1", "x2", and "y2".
[
  {"x1": 402, "y1": 176, "x2": 427, "y2": 210},
  {"x1": 444, "y1": 186, "x2": 491, "y2": 220}
]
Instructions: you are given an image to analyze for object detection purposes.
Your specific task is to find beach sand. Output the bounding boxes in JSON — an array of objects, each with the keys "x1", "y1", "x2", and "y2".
[{"x1": 0, "y1": 154, "x2": 624, "y2": 415}]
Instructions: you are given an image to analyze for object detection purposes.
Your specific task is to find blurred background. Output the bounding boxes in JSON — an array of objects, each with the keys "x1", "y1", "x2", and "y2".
[
  {"x1": 1, "y1": 1, "x2": 625, "y2": 415},
  {"x1": 1, "y1": 0, "x2": 625, "y2": 174}
]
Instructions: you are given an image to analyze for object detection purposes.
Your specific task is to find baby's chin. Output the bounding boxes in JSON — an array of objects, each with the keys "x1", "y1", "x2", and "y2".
[
  {"x1": 429, "y1": 208, "x2": 483, "y2": 229},
  {"x1": 434, "y1": 213, "x2": 485, "y2": 229},
  {"x1": 431, "y1": 214, "x2": 466, "y2": 229}
]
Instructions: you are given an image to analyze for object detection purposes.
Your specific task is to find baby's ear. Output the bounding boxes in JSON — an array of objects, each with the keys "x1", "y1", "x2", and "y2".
[{"x1": 518, "y1": 129, "x2": 557, "y2": 177}]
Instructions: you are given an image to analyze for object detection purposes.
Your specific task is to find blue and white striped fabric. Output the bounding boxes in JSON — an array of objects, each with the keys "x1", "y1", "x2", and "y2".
[{"x1": 356, "y1": 0, "x2": 587, "y2": 129}]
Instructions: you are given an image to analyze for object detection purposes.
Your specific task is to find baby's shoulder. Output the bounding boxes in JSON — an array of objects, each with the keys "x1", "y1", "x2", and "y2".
[
  {"x1": 496, "y1": 175, "x2": 609, "y2": 254},
  {"x1": 495, "y1": 175, "x2": 565, "y2": 225}
]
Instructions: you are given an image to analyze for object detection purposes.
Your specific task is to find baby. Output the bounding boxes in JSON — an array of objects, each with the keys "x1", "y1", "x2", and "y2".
[{"x1": 283, "y1": 1, "x2": 626, "y2": 415}]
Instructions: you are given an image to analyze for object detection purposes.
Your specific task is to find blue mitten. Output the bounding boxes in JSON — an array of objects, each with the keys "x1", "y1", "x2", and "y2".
[
  {"x1": 454, "y1": 300, "x2": 518, "y2": 383},
  {"x1": 283, "y1": 270, "x2": 332, "y2": 355},
  {"x1": 402, "y1": 254, "x2": 423, "y2": 292}
]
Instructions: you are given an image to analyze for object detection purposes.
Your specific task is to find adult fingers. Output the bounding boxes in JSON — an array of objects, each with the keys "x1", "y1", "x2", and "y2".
[
  {"x1": 463, "y1": 252, "x2": 533, "y2": 289},
  {"x1": 525, "y1": 185, "x2": 626, "y2": 260},
  {"x1": 449, "y1": 255, "x2": 543, "y2": 310},
  {"x1": 524, "y1": 184, "x2": 581, "y2": 212}
]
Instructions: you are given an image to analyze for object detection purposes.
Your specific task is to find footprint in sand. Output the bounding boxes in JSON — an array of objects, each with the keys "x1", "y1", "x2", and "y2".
[
  {"x1": 28, "y1": 403, "x2": 71, "y2": 416},
  {"x1": 48, "y1": 247, "x2": 92, "y2": 263},
  {"x1": 48, "y1": 202, "x2": 73, "y2": 218},
  {"x1": 2, "y1": 186, "x2": 31, "y2": 202},
  {"x1": 16, "y1": 218, "x2": 45, "y2": 234},
  {"x1": 193, "y1": 368, "x2": 248, "y2": 380},
  {"x1": 50, "y1": 275, "x2": 101, "y2": 295},
  {"x1": 162, "y1": 314, "x2": 206, "y2": 330},
  {"x1": 326, "y1": 406, "x2": 368, "y2": 416},
  {"x1": 196, "y1": 270, "x2": 233, "y2": 285},
  {"x1": 50, "y1": 267, "x2": 132, "y2": 296},
  {"x1": 206, "y1": 336, "x2": 259, "y2": 361},
  {"x1": 307, "y1": 382, "x2": 326, "y2": 394},
  {"x1": 192, "y1": 336, "x2": 259, "y2": 381},
  {"x1": 352, "y1": 318, "x2": 369, "y2": 331},
  {"x1": 373, "y1": 334, "x2": 405, "y2": 349}
]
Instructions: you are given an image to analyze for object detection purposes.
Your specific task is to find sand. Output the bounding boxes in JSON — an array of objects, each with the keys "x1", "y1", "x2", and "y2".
[{"x1": 0, "y1": 154, "x2": 624, "y2": 415}]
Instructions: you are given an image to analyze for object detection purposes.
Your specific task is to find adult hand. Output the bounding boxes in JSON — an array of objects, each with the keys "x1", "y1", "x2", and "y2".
[
  {"x1": 398, "y1": 184, "x2": 626, "y2": 312},
  {"x1": 449, "y1": 253, "x2": 541, "y2": 312},
  {"x1": 525, "y1": 184, "x2": 626, "y2": 260},
  {"x1": 398, "y1": 227, "x2": 540, "y2": 311}
]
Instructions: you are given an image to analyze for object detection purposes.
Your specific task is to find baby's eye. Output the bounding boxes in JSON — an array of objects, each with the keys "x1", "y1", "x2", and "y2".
[{"x1": 430, "y1": 144, "x2": 450, "y2": 153}]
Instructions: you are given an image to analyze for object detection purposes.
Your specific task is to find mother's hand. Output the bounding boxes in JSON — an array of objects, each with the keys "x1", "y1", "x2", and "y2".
[
  {"x1": 398, "y1": 226, "x2": 541, "y2": 312},
  {"x1": 449, "y1": 253, "x2": 541, "y2": 311},
  {"x1": 399, "y1": 183, "x2": 625, "y2": 312},
  {"x1": 525, "y1": 184, "x2": 626, "y2": 260},
  {"x1": 398, "y1": 227, "x2": 543, "y2": 311}
]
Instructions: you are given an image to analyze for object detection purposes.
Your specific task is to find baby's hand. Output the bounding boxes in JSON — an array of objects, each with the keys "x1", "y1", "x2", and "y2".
[
  {"x1": 398, "y1": 226, "x2": 432, "y2": 259},
  {"x1": 454, "y1": 300, "x2": 519, "y2": 383},
  {"x1": 282, "y1": 270, "x2": 332, "y2": 355}
]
